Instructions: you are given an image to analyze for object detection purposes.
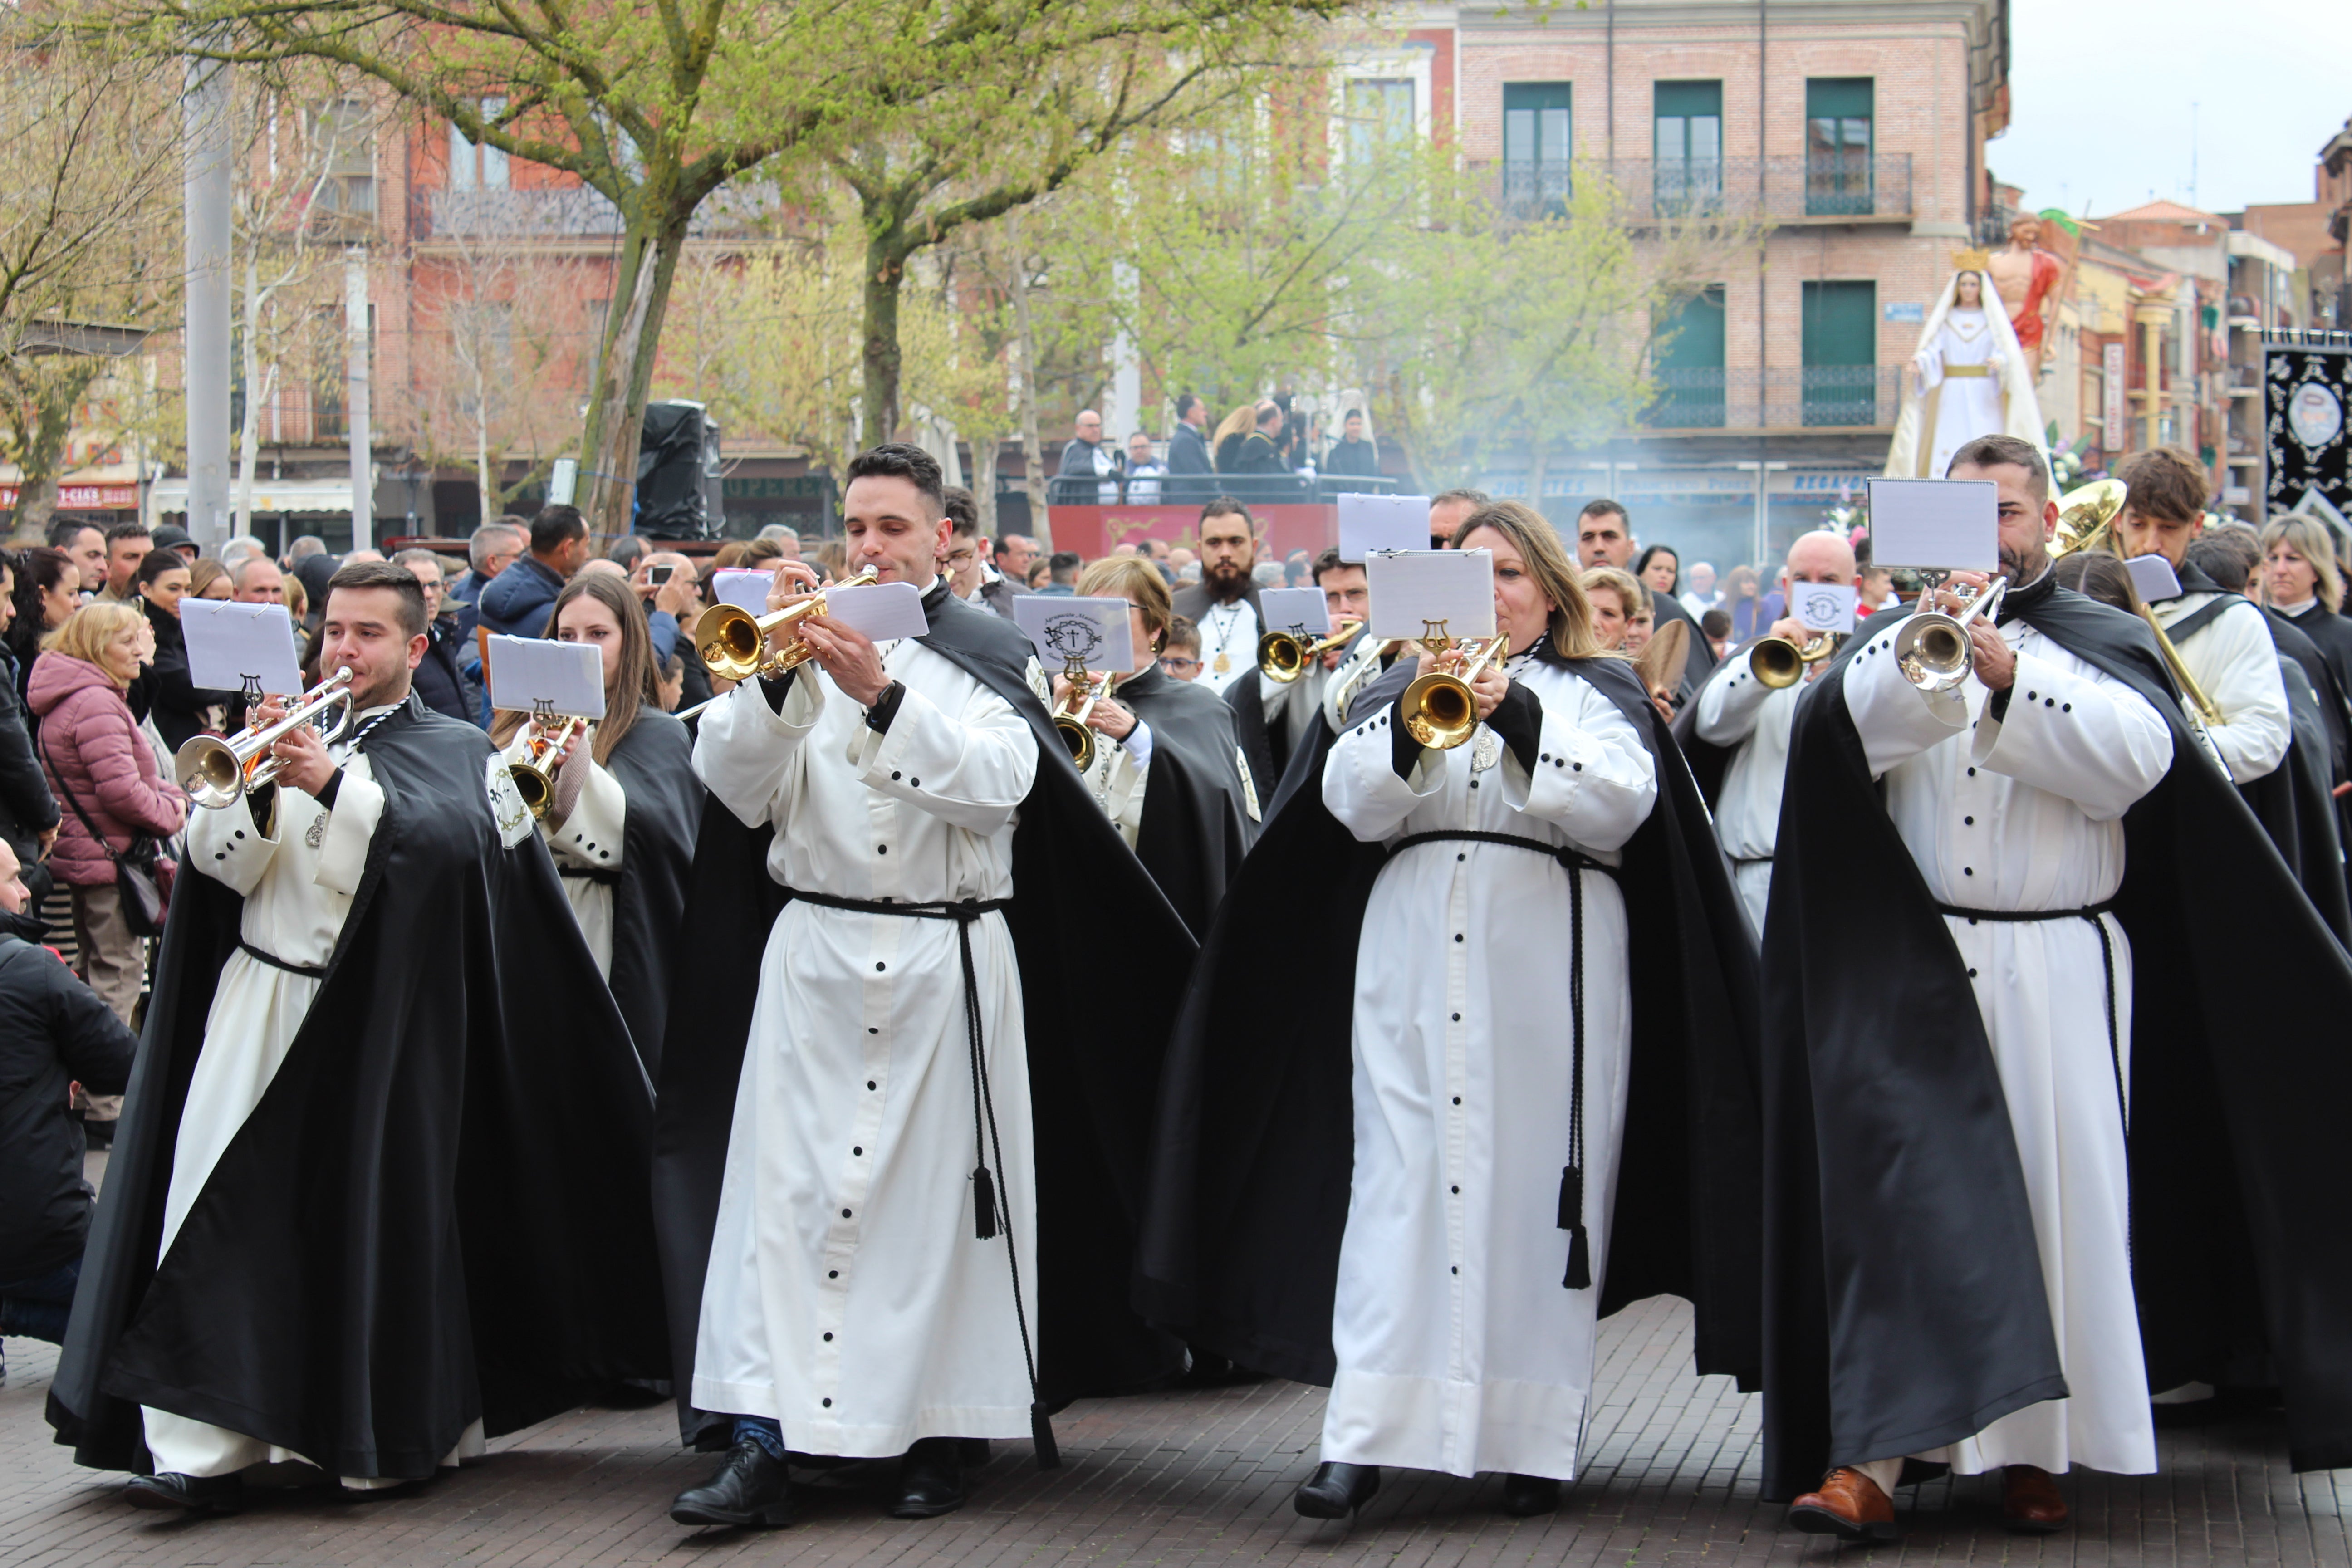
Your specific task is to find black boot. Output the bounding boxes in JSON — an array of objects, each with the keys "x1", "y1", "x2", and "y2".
[
  {"x1": 888, "y1": 1436, "x2": 967, "y2": 1519},
  {"x1": 1293, "y1": 1461, "x2": 1380, "y2": 1519},
  {"x1": 1500, "y1": 1473, "x2": 1561, "y2": 1516},
  {"x1": 670, "y1": 1438, "x2": 793, "y2": 1528},
  {"x1": 123, "y1": 1471, "x2": 245, "y2": 1514}
]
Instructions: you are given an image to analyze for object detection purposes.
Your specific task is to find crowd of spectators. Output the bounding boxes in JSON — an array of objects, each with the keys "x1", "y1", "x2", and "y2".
[{"x1": 1047, "y1": 394, "x2": 1395, "y2": 506}]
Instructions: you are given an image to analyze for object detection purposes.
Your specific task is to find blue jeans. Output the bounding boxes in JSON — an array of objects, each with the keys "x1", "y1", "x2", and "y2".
[
  {"x1": 0, "y1": 1259, "x2": 79, "y2": 1346},
  {"x1": 732, "y1": 1416, "x2": 786, "y2": 1460}
]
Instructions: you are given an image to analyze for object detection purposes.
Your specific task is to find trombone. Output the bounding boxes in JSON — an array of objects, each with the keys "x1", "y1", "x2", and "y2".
[
  {"x1": 1894, "y1": 575, "x2": 2008, "y2": 694},
  {"x1": 175, "y1": 668, "x2": 356, "y2": 810},
  {"x1": 2050, "y1": 478, "x2": 2226, "y2": 728},
  {"x1": 1749, "y1": 631, "x2": 1839, "y2": 689},
  {"x1": 1051, "y1": 657, "x2": 1117, "y2": 771},
  {"x1": 695, "y1": 566, "x2": 879, "y2": 682},
  {"x1": 1401, "y1": 623, "x2": 1511, "y2": 749},
  {"x1": 500, "y1": 703, "x2": 589, "y2": 819},
  {"x1": 1258, "y1": 620, "x2": 1362, "y2": 684}
]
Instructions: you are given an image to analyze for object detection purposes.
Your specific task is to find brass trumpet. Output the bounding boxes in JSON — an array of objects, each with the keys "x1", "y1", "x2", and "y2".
[
  {"x1": 501, "y1": 711, "x2": 588, "y2": 819},
  {"x1": 1749, "y1": 631, "x2": 1839, "y2": 689},
  {"x1": 175, "y1": 668, "x2": 356, "y2": 810},
  {"x1": 1401, "y1": 628, "x2": 1511, "y2": 749},
  {"x1": 1051, "y1": 658, "x2": 1117, "y2": 771},
  {"x1": 1894, "y1": 576, "x2": 2008, "y2": 693},
  {"x1": 695, "y1": 566, "x2": 879, "y2": 682},
  {"x1": 1258, "y1": 621, "x2": 1362, "y2": 684}
]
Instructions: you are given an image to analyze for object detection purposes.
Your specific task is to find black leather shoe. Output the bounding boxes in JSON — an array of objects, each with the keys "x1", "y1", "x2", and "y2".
[
  {"x1": 1500, "y1": 1473, "x2": 1561, "y2": 1516},
  {"x1": 888, "y1": 1436, "x2": 966, "y2": 1519},
  {"x1": 123, "y1": 1471, "x2": 244, "y2": 1514},
  {"x1": 670, "y1": 1438, "x2": 793, "y2": 1528},
  {"x1": 1293, "y1": 1461, "x2": 1380, "y2": 1519}
]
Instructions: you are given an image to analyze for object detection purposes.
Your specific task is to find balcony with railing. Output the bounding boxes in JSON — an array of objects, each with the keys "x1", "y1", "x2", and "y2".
[
  {"x1": 1641, "y1": 365, "x2": 1903, "y2": 430},
  {"x1": 1498, "y1": 154, "x2": 1912, "y2": 224},
  {"x1": 418, "y1": 185, "x2": 773, "y2": 243}
]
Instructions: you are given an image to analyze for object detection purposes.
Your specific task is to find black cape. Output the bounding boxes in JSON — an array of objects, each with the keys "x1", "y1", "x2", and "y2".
[
  {"x1": 652, "y1": 588, "x2": 1195, "y2": 1449},
  {"x1": 1135, "y1": 651, "x2": 1764, "y2": 1390},
  {"x1": 1760, "y1": 579, "x2": 2352, "y2": 1499},
  {"x1": 578, "y1": 706, "x2": 701, "y2": 1072},
  {"x1": 48, "y1": 694, "x2": 666, "y2": 1479},
  {"x1": 1223, "y1": 631, "x2": 1372, "y2": 803},
  {"x1": 1107, "y1": 660, "x2": 1256, "y2": 939}
]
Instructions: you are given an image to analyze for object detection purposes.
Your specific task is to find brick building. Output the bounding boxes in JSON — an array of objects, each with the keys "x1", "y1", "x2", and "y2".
[{"x1": 1336, "y1": 0, "x2": 2009, "y2": 572}]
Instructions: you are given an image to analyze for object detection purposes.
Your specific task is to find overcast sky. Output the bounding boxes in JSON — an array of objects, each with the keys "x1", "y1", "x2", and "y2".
[{"x1": 1989, "y1": 0, "x2": 2352, "y2": 219}]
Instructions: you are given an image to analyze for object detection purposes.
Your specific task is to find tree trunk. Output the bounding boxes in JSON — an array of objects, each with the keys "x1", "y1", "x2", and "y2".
[
  {"x1": 1008, "y1": 254, "x2": 1050, "y2": 550},
  {"x1": 579, "y1": 213, "x2": 688, "y2": 539},
  {"x1": 473, "y1": 346, "x2": 492, "y2": 525},
  {"x1": 859, "y1": 229, "x2": 906, "y2": 450},
  {"x1": 4, "y1": 360, "x2": 103, "y2": 537},
  {"x1": 971, "y1": 434, "x2": 998, "y2": 540}
]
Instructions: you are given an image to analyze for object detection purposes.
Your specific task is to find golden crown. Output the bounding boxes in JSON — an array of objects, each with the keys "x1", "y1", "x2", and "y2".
[{"x1": 1950, "y1": 248, "x2": 1991, "y2": 273}]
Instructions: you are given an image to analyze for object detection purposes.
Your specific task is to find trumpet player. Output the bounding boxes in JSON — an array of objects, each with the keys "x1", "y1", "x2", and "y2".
[
  {"x1": 1136, "y1": 500, "x2": 1763, "y2": 1525},
  {"x1": 1684, "y1": 530, "x2": 1859, "y2": 931},
  {"x1": 488, "y1": 572, "x2": 699, "y2": 1065},
  {"x1": 1763, "y1": 434, "x2": 2352, "y2": 1540},
  {"x1": 52, "y1": 561, "x2": 663, "y2": 1513},
  {"x1": 1225, "y1": 547, "x2": 1368, "y2": 790}
]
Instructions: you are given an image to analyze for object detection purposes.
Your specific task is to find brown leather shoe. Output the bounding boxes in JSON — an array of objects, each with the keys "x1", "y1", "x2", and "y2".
[
  {"x1": 2001, "y1": 1465, "x2": 2068, "y2": 1533},
  {"x1": 1787, "y1": 1467, "x2": 1899, "y2": 1541}
]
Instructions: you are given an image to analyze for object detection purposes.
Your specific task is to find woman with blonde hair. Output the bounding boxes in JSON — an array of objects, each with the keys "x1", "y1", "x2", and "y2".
[
  {"x1": 1580, "y1": 567, "x2": 1646, "y2": 651},
  {"x1": 1063, "y1": 554, "x2": 1257, "y2": 936},
  {"x1": 488, "y1": 570, "x2": 699, "y2": 1064},
  {"x1": 1212, "y1": 402, "x2": 1259, "y2": 472},
  {"x1": 28, "y1": 600, "x2": 187, "y2": 1025},
  {"x1": 2262, "y1": 513, "x2": 2352, "y2": 702}
]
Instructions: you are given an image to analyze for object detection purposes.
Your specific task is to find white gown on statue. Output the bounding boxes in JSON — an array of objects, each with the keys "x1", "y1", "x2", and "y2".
[
  {"x1": 1841, "y1": 604, "x2": 2172, "y2": 1477},
  {"x1": 1318, "y1": 654, "x2": 1657, "y2": 1481},
  {"x1": 689, "y1": 645, "x2": 1044, "y2": 1457},
  {"x1": 1913, "y1": 308, "x2": 2008, "y2": 480},
  {"x1": 142, "y1": 711, "x2": 489, "y2": 1484}
]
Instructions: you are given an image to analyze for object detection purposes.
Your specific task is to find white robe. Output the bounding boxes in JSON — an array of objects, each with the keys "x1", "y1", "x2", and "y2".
[
  {"x1": 1842, "y1": 611, "x2": 2173, "y2": 1476},
  {"x1": 2147, "y1": 591, "x2": 2289, "y2": 786},
  {"x1": 690, "y1": 645, "x2": 1043, "y2": 1457},
  {"x1": 1911, "y1": 308, "x2": 2008, "y2": 480},
  {"x1": 543, "y1": 755, "x2": 626, "y2": 978},
  {"x1": 1692, "y1": 653, "x2": 1803, "y2": 932},
  {"x1": 1318, "y1": 656, "x2": 1657, "y2": 1481},
  {"x1": 142, "y1": 710, "x2": 488, "y2": 1485}
]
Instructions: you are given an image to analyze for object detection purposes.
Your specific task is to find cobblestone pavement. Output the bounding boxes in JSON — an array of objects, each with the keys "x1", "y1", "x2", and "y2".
[{"x1": 7, "y1": 1289, "x2": 2348, "y2": 1568}]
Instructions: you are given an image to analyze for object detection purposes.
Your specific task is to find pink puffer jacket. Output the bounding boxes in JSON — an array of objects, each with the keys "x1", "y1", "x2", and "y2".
[{"x1": 28, "y1": 652, "x2": 187, "y2": 889}]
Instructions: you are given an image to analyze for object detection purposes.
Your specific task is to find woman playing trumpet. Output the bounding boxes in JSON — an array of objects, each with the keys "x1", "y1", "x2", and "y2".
[{"x1": 490, "y1": 572, "x2": 700, "y2": 1068}]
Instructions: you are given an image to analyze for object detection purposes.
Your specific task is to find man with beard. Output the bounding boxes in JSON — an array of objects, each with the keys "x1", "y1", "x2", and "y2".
[
  {"x1": 1763, "y1": 435, "x2": 2352, "y2": 1539},
  {"x1": 49, "y1": 561, "x2": 662, "y2": 1512},
  {"x1": 1572, "y1": 500, "x2": 1715, "y2": 701},
  {"x1": 1172, "y1": 497, "x2": 1264, "y2": 696}
]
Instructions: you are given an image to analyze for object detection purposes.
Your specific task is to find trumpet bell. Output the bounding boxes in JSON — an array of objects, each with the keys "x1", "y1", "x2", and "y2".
[
  {"x1": 175, "y1": 734, "x2": 252, "y2": 811},
  {"x1": 1258, "y1": 631, "x2": 1308, "y2": 684},
  {"x1": 1401, "y1": 671, "x2": 1478, "y2": 748},
  {"x1": 1893, "y1": 613, "x2": 1973, "y2": 690},
  {"x1": 1750, "y1": 638, "x2": 1804, "y2": 689},
  {"x1": 1056, "y1": 715, "x2": 1096, "y2": 771},
  {"x1": 695, "y1": 603, "x2": 768, "y2": 682}
]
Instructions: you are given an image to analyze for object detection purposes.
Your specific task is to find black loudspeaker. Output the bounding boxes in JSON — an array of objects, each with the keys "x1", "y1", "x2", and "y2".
[{"x1": 636, "y1": 401, "x2": 724, "y2": 539}]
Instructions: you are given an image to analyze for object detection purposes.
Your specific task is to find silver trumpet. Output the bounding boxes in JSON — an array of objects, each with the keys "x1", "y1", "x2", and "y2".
[
  {"x1": 1893, "y1": 575, "x2": 2008, "y2": 694},
  {"x1": 175, "y1": 668, "x2": 357, "y2": 809}
]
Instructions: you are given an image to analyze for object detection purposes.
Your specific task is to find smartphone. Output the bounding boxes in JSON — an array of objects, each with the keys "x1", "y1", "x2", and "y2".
[{"x1": 649, "y1": 564, "x2": 676, "y2": 585}]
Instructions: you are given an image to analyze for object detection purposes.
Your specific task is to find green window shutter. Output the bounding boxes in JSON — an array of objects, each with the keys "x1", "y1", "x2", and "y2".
[
  {"x1": 1654, "y1": 80, "x2": 1722, "y2": 118},
  {"x1": 1805, "y1": 78, "x2": 1873, "y2": 119},
  {"x1": 1802, "y1": 280, "x2": 1879, "y2": 426},
  {"x1": 1656, "y1": 287, "x2": 1726, "y2": 371},
  {"x1": 1503, "y1": 83, "x2": 1572, "y2": 166}
]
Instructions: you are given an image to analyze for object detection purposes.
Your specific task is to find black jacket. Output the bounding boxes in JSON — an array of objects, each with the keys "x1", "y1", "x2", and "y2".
[
  {"x1": 412, "y1": 614, "x2": 477, "y2": 722},
  {"x1": 0, "y1": 643, "x2": 59, "y2": 865},
  {"x1": 1322, "y1": 436, "x2": 1380, "y2": 477},
  {"x1": 1222, "y1": 431, "x2": 1288, "y2": 477},
  {"x1": 0, "y1": 907, "x2": 137, "y2": 1280},
  {"x1": 132, "y1": 599, "x2": 235, "y2": 754}
]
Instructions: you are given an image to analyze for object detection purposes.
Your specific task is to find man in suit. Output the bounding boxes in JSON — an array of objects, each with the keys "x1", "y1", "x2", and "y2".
[{"x1": 1167, "y1": 395, "x2": 1215, "y2": 502}]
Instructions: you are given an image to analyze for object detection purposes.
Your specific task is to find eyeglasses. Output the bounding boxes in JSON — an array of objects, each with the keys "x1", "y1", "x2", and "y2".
[{"x1": 1159, "y1": 656, "x2": 1201, "y2": 674}]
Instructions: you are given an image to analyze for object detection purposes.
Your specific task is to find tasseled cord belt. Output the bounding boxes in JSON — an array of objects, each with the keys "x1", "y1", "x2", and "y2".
[
  {"x1": 1389, "y1": 832, "x2": 1620, "y2": 1291},
  {"x1": 780, "y1": 887, "x2": 1058, "y2": 1469}
]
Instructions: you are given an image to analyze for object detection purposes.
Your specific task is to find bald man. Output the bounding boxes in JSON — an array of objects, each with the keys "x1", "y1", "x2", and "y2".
[{"x1": 1687, "y1": 529, "x2": 1859, "y2": 931}]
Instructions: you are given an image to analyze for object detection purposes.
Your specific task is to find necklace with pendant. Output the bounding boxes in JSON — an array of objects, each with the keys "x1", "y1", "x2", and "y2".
[{"x1": 1207, "y1": 602, "x2": 1244, "y2": 675}]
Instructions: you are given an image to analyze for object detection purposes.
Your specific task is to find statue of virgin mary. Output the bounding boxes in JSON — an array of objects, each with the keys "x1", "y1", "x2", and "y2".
[{"x1": 1883, "y1": 267, "x2": 2047, "y2": 478}]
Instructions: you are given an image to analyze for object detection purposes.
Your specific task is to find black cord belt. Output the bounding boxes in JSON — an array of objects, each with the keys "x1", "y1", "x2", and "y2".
[
  {"x1": 1731, "y1": 853, "x2": 1774, "y2": 868},
  {"x1": 1936, "y1": 898, "x2": 2127, "y2": 1134},
  {"x1": 1391, "y1": 829, "x2": 1613, "y2": 1291},
  {"x1": 557, "y1": 865, "x2": 622, "y2": 887},
  {"x1": 236, "y1": 938, "x2": 327, "y2": 979},
  {"x1": 773, "y1": 884, "x2": 1053, "y2": 1468}
]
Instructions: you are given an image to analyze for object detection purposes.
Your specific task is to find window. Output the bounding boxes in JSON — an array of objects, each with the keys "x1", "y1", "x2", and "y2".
[
  {"x1": 1801, "y1": 280, "x2": 1877, "y2": 426},
  {"x1": 1805, "y1": 78, "x2": 1873, "y2": 216},
  {"x1": 1502, "y1": 83, "x2": 1572, "y2": 215},
  {"x1": 1346, "y1": 79, "x2": 1415, "y2": 165},
  {"x1": 1653, "y1": 81, "x2": 1722, "y2": 213},
  {"x1": 448, "y1": 97, "x2": 510, "y2": 190},
  {"x1": 308, "y1": 99, "x2": 376, "y2": 217},
  {"x1": 1647, "y1": 286, "x2": 1726, "y2": 427}
]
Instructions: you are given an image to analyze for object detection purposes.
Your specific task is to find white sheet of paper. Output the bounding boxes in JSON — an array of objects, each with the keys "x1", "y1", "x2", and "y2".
[
  {"x1": 1790, "y1": 581, "x2": 1859, "y2": 635},
  {"x1": 712, "y1": 568, "x2": 775, "y2": 612},
  {"x1": 487, "y1": 635, "x2": 607, "y2": 718},
  {"x1": 1867, "y1": 479, "x2": 1999, "y2": 571},
  {"x1": 1365, "y1": 549, "x2": 1496, "y2": 641},
  {"x1": 816, "y1": 581, "x2": 929, "y2": 642},
  {"x1": 1012, "y1": 595, "x2": 1137, "y2": 675},
  {"x1": 2124, "y1": 554, "x2": 2182, "y2": 603},
  {"x1": 1338, "y1": 493, "x2": 1431, "y2": 562},
  {"x1": 1258, "y1": 587, "x2": 1331, "y2": 638},
  {"x1": 180, "y1": 599, "x2": 304, "y2": 696}
]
